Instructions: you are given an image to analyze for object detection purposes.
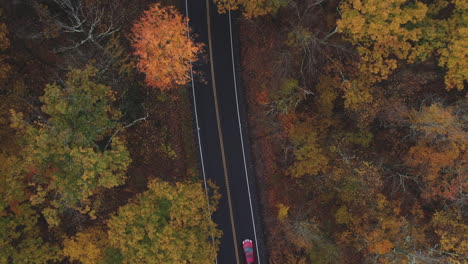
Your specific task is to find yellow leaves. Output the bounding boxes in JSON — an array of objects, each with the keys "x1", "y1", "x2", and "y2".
[
  {"x1": 338, "y1": 0, "x2": 466, "y2": 90},
  {"x1": 342, "y1": 79, "x2": 373, "y2": 112},
  {"x1": 287, "y1": 117, "x2": 332, "y2": 178},
  {"x1": 107, "y1": 179, "x2": 221, "y2": 264},
  {"x1": 63, "y1": 228, "x2": 108, "y2": 264},
  {"x1": 288, "y1": 130, "x2": 329, "y2": 178},
  {"x1": 438, "y1": 14, "x2": 468, "y2": 90},
  {"x1": 335, "y1": 206, "x2": 352, "y2": 225},
  {"x1": 130, "y1": 4, "x2": 203, "y2": 90},
  {"x1": 276, "y1": 203, "x2": 289, "y2": 221},
  {"x1": 213, "y1": 0, "x2": 283, "y2": 18},
  {"x1": 315, "y1": 75, "x2": 339, "y2": 117},
  {"x1": 42, "y1": 207, "x2": 60, "y2": 228},
  {"x1": 431, "y1": 208, "x2": 468, "y2": 263},
  {"x1": 11, "y1": 66, "x2": 130, "y2": 221}
]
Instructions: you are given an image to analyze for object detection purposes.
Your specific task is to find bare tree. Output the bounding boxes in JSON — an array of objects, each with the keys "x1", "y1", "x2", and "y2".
[{"x1": 32, "y1": 0, "x2": 122, "y2": 52}]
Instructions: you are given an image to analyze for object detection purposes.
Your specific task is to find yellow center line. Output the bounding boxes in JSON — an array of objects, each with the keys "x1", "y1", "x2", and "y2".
[{"x1": 204, "y1": 0, "x2": 240, "y2": 263}]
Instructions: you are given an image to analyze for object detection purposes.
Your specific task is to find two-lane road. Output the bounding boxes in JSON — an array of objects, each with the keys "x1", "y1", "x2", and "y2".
[{"x1": 184, "y1": 0, "x2": 265, "y2": 263}]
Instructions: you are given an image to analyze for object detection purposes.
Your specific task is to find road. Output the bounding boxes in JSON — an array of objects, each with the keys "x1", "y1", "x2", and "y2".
[{"x1": 184, "y1": 0, "x2": 265, "y2": 263}]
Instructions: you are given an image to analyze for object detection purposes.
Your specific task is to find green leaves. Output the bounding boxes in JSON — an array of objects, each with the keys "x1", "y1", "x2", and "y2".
[
  {"x1": 0, "y1": 202, "x2": 60, "y2": 263},
  {"x1": 13, "y1": 66, "x2": 131, "y2": 223},
  {"x1": 107, "y1": 179, "x2": 221, "y2": 264},
  {"x1": 40, "y1": 66, "x2": 120, "y2": 144}
]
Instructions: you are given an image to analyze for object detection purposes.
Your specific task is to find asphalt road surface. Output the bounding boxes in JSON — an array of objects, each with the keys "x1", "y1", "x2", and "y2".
[{"x1": 184, "y1": 0, "x2": 265, "y2": 263}]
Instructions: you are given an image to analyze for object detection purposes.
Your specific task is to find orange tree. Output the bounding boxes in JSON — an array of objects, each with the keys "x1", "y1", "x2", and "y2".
[{"x1": 130, "y1": 4, "x2": 202, "y2": 90}]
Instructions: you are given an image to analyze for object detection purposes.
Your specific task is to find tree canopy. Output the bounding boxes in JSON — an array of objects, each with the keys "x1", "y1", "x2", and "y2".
[
  {"x1": 337, "y1": 0, "x2": 467, "y2": 90},
  {"x1": 130, "y1": 3, "x2": 203, "y2": 90},
  {"x1": 213, "y1": 0, "x2": 285, "y2": 18},
  {"x1": 11, "y1": 66, "x2": 131, "y2": 226},
  {"x1": 107, "y1": 179, "x2": 221, "y2": 264}
]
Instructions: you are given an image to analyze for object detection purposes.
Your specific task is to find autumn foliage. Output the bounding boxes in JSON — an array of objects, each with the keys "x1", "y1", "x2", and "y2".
[
  {"x1": 1, "y1": 3, "x2": 221, "y2": 264},
  {"x1": 107, "y1": 179, "x2": 221, "y2": 264},
  {"x1": 130, "y1": 4, "x2": 202, "y2": 90},
  {"x1": 238, "y1": 0, "x2": 467, "y2": 263},
  {"x1": 214, "y1": 0, "x2": 285, "y2": 18},
  {"x1": 337, "y1": 0, "x2": 467, "y2": 90}
]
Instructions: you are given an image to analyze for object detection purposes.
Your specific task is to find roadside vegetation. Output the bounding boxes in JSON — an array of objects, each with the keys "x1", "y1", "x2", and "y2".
[
  {"x1": 223, "y1": 0, "x2": 467, "y2": 263},
  {"x1": 0, "y1": 0, "x2": 219, "y2": 263}
]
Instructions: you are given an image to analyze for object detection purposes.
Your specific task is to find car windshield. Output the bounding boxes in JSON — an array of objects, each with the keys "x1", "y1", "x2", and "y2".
[{"x1": 245, "y1": 247, "x2": 253, "y2": 253}]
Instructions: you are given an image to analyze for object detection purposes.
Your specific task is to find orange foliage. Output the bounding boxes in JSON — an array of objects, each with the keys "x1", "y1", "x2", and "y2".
[
  {"x1": 130, "y1": 4, "x2": 203, "y2": 90},
  {"x1": 278, "y1": 112, "x2": 298, "y2": 136},
  {"x1": 406, "y1": 141, "x2": 465, "y2": 200},
  {"x1": 406, "y1": 103, "x2": 466, "y2": 201},
  {"x1": 255, "y1": 89, "x2": 269, "y2": 105}
]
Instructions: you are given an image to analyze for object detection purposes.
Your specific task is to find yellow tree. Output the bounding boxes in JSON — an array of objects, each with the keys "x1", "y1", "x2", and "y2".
[
  {"x1": 436, "y1": 1, "x2": 468, "y2": 90},
  {"x1": 337, "y1": 0, "x2": 429, "y2": 82},
  {"x1": 431, "y1": 208, "x2": 468, "y2": 263},
  {"x1": 287, "y1": 117, "x2": 331, "y2": 178},
  {"x1": 107, "y1": 179, "x2": 221, "y2": 264},
  {"x1": 130, "y1": 4, "x2": 202, "y2": 90},
  {"x1": 63, "y1": 228, "x2": 109, "y2": 264},
  {"x1": 338, "y1": 0, "x2": 467, "y2": 90},
  {"x1": 213, "y1": 0, "x2": 285, "y2": 18}
]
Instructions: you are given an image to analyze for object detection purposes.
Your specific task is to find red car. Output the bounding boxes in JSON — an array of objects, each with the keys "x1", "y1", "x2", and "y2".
[{"x1": 242, "y1": 239, "x2": 255, "y2": 264}]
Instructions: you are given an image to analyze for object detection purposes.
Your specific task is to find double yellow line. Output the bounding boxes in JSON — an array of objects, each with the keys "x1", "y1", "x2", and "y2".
[{"x1": 204, "y1": 0, "x2": 241, "y2": 263}]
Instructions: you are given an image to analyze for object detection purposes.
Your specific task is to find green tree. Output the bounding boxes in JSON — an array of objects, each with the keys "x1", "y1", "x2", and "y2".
[
  {"x1": 0, "y1": 155, "x2": 60, "y2": 263},
  {"x1": 107, "y1": 179, "x2": 221, "y2": 264},
  {"x1": 11, "y1": 66, "x2": 131, "y2": 226}
]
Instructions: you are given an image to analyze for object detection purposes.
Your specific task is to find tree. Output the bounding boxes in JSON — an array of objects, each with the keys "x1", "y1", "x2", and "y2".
[
  {"x1": 107, "y1": 179, "x2": 221, "y2": 264},
  {"x1": 130, "y1": 4, "x2": 202, "y2": 90},
  {"x1": 267, "y1": 78, "x2": 310, "y2": 114},
  {"x1": 0, "y1": 155, "x2": 60, "y2": 263},
  {"x1": 409, "y1": 103, "x2": 464, "y2": 142},
  {"x1": 32, "y1": 0, "x2": 121, "y2": 52},
  {"x1": 11, "y1": 66, "x2": 131, "y2": 226},
  {"x1": 0, "y1": 9, "x2": 10, "y2": 81},
  {"x1": 213, "y1": 0, "x2": 285, "y2": 18},
  {"x1": 337, "y1": 0, "x2": 467, "y2": 90},
  {"x1": 431, "y1": 208, "x2": 468, "y2": 264},
  {"x1": 63, "y1": 227, "x2": 109, "y2": 264},
  {"x1": 287, "y1": 117, "x2": 331, "y2": 178},
  {"x1": 337, "y1": 0, "x2": 430, "y2": 82},
  {"x1": 406, "y1": 103, "x2": 466, "y2": 201},
  {"x1": 436, "y1": 1, "x2": 468, "y2": 90}
]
